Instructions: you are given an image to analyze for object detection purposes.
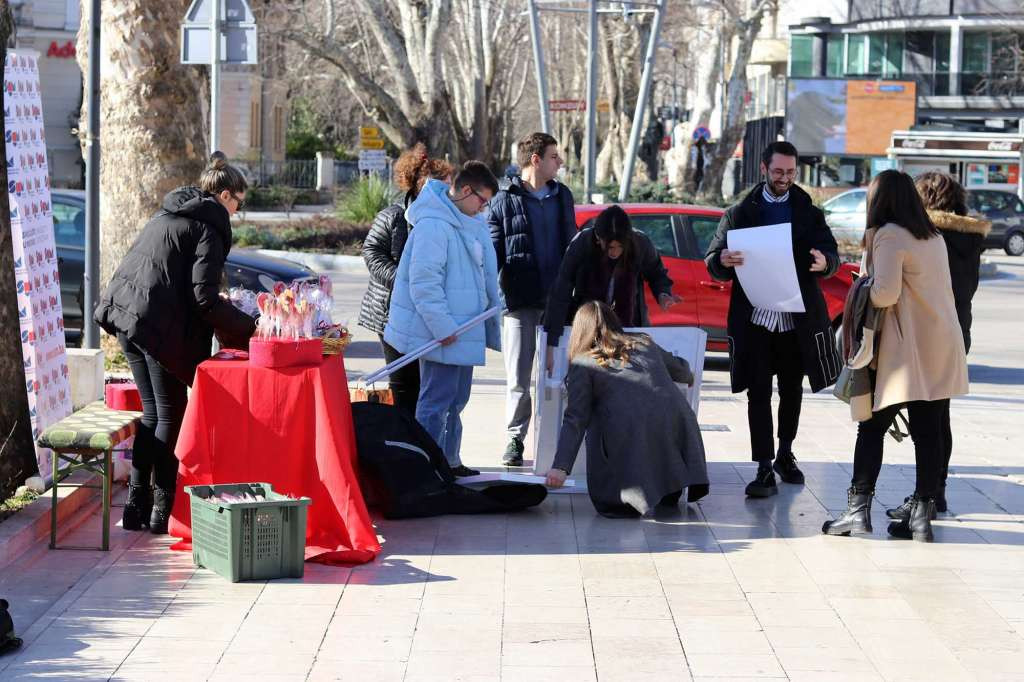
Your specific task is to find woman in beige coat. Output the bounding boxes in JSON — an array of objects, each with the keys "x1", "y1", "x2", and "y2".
[{"x1": 823, "y1": 170, "x2": 968, "y2": 543}]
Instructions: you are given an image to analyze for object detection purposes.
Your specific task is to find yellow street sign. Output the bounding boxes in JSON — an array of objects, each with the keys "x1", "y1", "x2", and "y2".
[
  {"x1": 359, "y1": 138, "x2": 385, "y2": 149},
  {"x1": 359, "y1": 126, "x2": 381, "y2": 138}
]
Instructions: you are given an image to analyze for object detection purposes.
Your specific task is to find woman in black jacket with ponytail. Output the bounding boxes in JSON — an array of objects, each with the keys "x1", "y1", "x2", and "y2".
[
  {"x1": 357, "y1": 144, "x2": 452, "y2": 415},
  {"x1": 95, "y1": 155, "x2": 256, "y2": 534}
]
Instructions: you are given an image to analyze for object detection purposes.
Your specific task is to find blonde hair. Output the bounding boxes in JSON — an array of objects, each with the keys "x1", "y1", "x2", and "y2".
[
  {"x1": 567, "y1": 300, "x2": 645, "y2": 367},
  {"x1": 198, "y1": 152, "x2": 248, "y2": 196}
]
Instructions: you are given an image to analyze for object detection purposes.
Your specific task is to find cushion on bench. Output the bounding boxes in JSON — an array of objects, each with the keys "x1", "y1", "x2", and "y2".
[{"x1": 37, "y1": 401, "x2": 142, "y2": 452}]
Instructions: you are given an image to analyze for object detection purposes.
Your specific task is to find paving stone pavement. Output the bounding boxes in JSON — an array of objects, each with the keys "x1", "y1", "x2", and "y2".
[{"x1": 1, "y1": 256, "x2": 1022, "y2": 682}]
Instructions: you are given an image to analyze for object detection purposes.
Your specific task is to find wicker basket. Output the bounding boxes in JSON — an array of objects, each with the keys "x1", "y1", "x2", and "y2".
[{"x1": 321, "y1": 334, "x2": 352, "y2": 355}]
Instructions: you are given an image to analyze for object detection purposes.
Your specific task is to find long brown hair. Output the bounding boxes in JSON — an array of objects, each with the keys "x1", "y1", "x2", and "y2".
[
  {"x1": 568, "y1": 300, "x2": 646, "y2": 367},
  {"x1": 866, "y1": 169, "x2": 938, "y2": 240}
]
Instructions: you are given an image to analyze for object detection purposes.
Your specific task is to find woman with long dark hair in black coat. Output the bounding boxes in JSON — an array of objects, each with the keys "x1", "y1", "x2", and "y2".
[{"x1": 95, "y1": 155, "x2": 256, "y2": 533}]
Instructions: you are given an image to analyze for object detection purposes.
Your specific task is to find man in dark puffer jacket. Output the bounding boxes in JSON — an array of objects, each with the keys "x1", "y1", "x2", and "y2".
[{"x1": 488, "y1": 132, "x2": 576, "y2": 466}]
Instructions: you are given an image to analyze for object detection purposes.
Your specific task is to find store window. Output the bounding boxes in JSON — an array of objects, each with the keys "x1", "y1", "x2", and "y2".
[
  {"x1": 790, "y1": 35, "x2": 814, "y2": 77},
  {"x1": 846, "y1": 34, "x2": 866, "y2": 75},
  {"x1": 826, "y1": 34, "x2": 844, "y2": 77},
  {"x1": 963, "y1": 32, "x2": 989, "y2": 73}
]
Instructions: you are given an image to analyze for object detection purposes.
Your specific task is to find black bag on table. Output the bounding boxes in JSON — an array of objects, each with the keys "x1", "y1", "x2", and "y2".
[{"x1": 350, "y1": 402, "x2": 547, "y2": 519}]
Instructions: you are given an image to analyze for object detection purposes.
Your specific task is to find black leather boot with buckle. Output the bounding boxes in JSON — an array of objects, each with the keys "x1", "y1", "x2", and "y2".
[
  {"x1": 121, "y1": 484, "x2": 153, "y2": 531},
  {"x1": 887, "y1": 494, "x2": 936, "y2": 542},
  {"x1": 149, "y1": 487, "x2": 175, "y2": 535},
  {"x1": 822, "y1": 487, "x2": 873, "y2": 536},
  {"x1": 886, "y1": 494, "x2": 938, "y2": 522}
]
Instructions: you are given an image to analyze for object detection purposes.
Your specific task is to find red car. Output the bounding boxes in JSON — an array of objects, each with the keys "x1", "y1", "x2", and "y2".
[{"x1": 574, "y1": 204, "x2": 857, "y2": 352}]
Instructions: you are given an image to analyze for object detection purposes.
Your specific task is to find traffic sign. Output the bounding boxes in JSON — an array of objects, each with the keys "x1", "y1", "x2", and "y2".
[
  {"x1": 359, "y1": 126, "x2": 381, "y2": 138},
  {"x1": 359, "y1": 149, "x2": 388, "y2": 171},
  {"x1": 692, "y1": 126, "x2": 711, "y2": 142},
  {"x1": 359, "y1": 138, "x2": 385, "y2": 150},
  {"x1": 358, "y1": 149, "x2": 386, "y2": 158}
]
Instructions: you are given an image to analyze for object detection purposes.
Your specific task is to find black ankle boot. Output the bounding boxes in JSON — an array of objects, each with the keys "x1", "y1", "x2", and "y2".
[
  {"x1": 122, "y1": 484, "x2": 152, "y2": 531},
  {"x1": 887, "y1": 495, "x2": 935, "y2": 542},
  {"x1": 822, "y1": 487, "x2": 873, "y2": 536},
  {"x1": 150, "y1": 487, "x2": 175, "y2": 535},
  {"x1": 886, "y1": 493, "x2": 938, "y2": 522}
]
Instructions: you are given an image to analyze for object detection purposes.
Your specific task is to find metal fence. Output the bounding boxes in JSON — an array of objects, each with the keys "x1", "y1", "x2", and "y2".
[
  {"x1": 334, "y1": 159, "x2": 392, "y2": 187},
  {"x1": 236, "y1": 160, "x2": 317, "y2": 189}
]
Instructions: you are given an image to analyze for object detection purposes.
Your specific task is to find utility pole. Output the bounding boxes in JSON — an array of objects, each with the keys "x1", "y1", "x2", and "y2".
[
  {"x1": 584, "y1": 0, "x2": 598, "y2": 202},
  {"x1": 209, "y1": 0, "x2": 220, "y2": 153},
  {"x1": 526, "y1": 0, "x2": 551, "y2": 135},
  {"x1": 618, "y1": 0, "x2": 666, "y2": 202},
  {"x1": 83, "y1": 0, "x2": 101, "y2": 348}
]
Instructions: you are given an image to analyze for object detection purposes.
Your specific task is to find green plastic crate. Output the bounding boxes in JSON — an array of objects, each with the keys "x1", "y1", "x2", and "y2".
[{"x1": 185, "y1": 482, "x2": 312, "y2": 582}]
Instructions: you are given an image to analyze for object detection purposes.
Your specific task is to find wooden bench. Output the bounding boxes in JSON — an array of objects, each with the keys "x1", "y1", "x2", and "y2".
[{"x1": 37, "y1": 401, "x2": 142, "y2": 551}]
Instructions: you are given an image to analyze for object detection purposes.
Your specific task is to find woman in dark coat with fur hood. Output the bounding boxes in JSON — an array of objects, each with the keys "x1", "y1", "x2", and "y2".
[
  {"x1": 887, "y1": 172, "x2": 991, "y2": 521},
  {"x1": 95, "y1": 155, "x2": 256, "y2": 534},
  {"x1": 357, "y1": 145, "x2": 453, "y2": 415}
]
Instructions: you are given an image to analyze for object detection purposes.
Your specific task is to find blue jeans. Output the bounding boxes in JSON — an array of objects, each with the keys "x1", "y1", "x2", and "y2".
[{"x1": 416, "y1": 360, "x2": 474, "y2": 468}]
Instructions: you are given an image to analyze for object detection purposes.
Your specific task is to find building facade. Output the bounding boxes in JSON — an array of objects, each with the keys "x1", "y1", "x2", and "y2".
[
  {"x1": 789, "y1": 0, "x2": 1024, "y2": 130},
  {"x1": 11, "y1": 0, "x2": 290, "y2": 188},
  {"x1": 11, "y1": 0, "x2": 83, "y2": 188}
]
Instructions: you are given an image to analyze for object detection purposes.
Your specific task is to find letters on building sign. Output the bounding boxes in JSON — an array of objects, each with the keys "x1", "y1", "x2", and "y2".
[{"x1": 47, "y1": 41, "x2": 76, "y2": 59}]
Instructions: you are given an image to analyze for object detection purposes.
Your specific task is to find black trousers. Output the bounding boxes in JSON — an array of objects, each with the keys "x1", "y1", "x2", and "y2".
[
  {"x1": 940, "y1": 400, "x2": 953, "y2": 486},
  {"x1": 118, "y1": 335, "x2": 188, "y2": 490},
  {"x1": 379, "y1": 334, "x2": 420, "y2": 417},
  {"x1": 851, "y1": 399, "x2": 948, "y2": 498},
  {"x1": 746, "y1": 326, "x2": 804, "y2": 462}
]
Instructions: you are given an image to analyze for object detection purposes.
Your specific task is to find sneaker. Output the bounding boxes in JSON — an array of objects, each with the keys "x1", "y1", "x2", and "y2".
[
  {"x1": 745, "y1": 466, "x2": 778, "y2": 498},
  {"x1": 773, "y1": 451, "x2": 805, "y2": 485},
  {"x1": 502, "y1": 437, "x2": 525, "y2": 466},
  {"x1": 451, "y1": 465, "x2": 480, "y2": 478}
]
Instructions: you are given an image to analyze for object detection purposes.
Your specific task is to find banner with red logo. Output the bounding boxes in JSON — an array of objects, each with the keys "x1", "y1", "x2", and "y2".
[{"x1": 5, "y1": 50, "x2": 71, "y2": 481}]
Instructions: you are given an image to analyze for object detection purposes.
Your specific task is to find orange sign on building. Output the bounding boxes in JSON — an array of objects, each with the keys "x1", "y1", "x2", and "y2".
[{"x1": 845, "y1": 80, "x2": 917, "y2": 156}]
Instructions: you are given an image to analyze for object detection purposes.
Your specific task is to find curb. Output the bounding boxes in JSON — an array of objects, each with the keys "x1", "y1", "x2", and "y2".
[
  {"x1": 253, "y1": 249, "x2": 367, "y2": 275},
  {"x1": 0, "y1": 470, "x2": 104, "y2": 570},
  {"x1": 980, "y1": 260, "x2": 999, "y2": 279}
]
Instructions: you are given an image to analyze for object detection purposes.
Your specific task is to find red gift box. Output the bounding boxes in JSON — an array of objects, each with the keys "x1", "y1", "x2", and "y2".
[{"x1": 249, "y1": 338, "x2": 323, "y2": 369}]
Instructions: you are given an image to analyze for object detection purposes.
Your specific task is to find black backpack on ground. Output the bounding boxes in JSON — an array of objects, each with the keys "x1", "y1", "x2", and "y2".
[{"x1": 350, "y1": 402, "x2": 548, "y2": 519}]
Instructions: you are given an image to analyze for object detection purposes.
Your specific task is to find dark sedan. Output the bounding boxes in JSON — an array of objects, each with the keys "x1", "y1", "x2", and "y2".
[
  {"x1": 53, "y1": 190, "x2": 318, "y2": 346},
  {"x1": 967, "y1": 189, "x2": 1024, "y2": 256}
]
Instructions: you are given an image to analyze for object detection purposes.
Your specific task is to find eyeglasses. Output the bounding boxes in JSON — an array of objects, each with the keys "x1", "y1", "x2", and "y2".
[
  {"x1": 768, "y1": 169, "x2": 797, "y2": 179},
  {"x1": 467, "y1": 187, "x2": 489, "y2": 203},
  {"x1": 230, "y1": 192, "x2": 246, "y2": 210}
]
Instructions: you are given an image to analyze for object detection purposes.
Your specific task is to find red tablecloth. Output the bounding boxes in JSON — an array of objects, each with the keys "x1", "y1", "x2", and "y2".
[{"x1": 169, "y1": 354, "x2": 380, "y2": 564}]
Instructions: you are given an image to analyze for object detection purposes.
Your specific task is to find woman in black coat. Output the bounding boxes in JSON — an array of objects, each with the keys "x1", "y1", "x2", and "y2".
[
  {"x1": 95, "y1": 155, "x2": 256, "y2": 533},
  {"x1": 543, "y1": 205, "x2": 681, "y2": 373},
  {"x1": 357, "y1": 145, "x2": 452, "y2": 415},
  {"x1": 886, "y1": 172, "x2": 991, "y2": 521}
]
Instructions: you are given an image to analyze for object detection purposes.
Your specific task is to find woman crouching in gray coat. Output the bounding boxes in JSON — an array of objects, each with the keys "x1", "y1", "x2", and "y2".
[{"x1": 544, "y1": 301, "x2": 710, "y2": 517}]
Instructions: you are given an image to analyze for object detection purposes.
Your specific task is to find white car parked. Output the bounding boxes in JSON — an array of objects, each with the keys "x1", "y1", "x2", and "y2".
[{"x1": 823, "y1": 188, "x2": 867, "y2": 243}]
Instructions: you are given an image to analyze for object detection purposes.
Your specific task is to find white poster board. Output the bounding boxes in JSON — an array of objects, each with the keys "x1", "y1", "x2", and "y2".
[
  {"x1": 5, "y1": 50, "x2": 72, "y2": 482},
  {"x1": 528, "y1": 326, "x2": 707, "y2": 493}
]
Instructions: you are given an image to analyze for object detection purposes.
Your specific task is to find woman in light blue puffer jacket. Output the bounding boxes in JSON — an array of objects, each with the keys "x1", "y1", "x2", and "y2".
[{"x1": 384, "y1": 165, "x2": 501, "y2": 475}]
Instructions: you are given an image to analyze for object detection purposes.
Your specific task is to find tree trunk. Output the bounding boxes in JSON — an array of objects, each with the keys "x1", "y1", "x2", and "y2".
[
  {"x1": 0, "y1": 0, "x2": 39, "y2": 501},
  {"x1": 595, "y1": 17, "x2": 645, "y2": 186},
  {"x1": 699, "y1": 2, "x2": 772, "y2": 201},
  {"x1": 679, "y1": 16, "x2": 725, "y2": 195},
  {"x1": 76, "y1": 0, "x2": 208, "y2": 289}
]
